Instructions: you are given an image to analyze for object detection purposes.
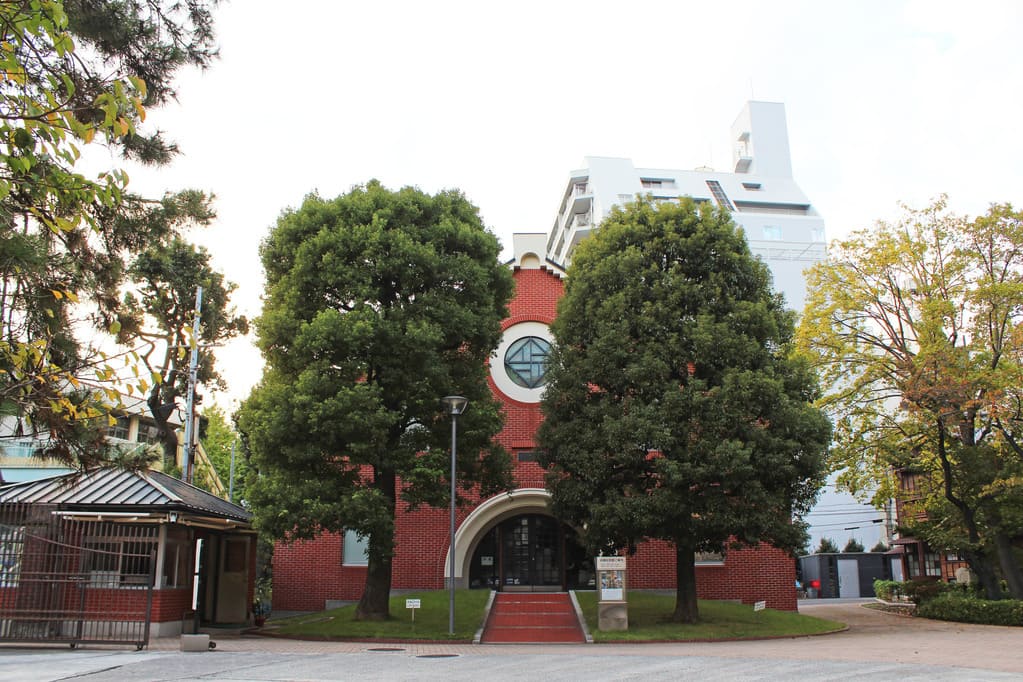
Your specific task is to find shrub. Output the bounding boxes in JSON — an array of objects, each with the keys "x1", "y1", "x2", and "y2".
[
  {"x1": 816, "y1": 537, "x2": 839, "y2": 553},
  {"x1": 873, "y1": 579, "x2": 904, "y2": 602},
  {"x1": 916, "y1": 594, "x2": 1023, "y2": 626},
  {"x1": 870, "y1": 540, "x2": 888, "y2": 553},
  {"x1": 903, "y1": 578, "x2": 949, "y2": 604},
  {"x1": 843, "y1": 538, "x2": 865, "y2": 553}
]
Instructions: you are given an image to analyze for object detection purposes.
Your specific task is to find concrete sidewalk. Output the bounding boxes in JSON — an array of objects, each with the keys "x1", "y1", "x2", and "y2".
[{"x1": 0, "y1": 600, "x2": 1019, "y2": 681}]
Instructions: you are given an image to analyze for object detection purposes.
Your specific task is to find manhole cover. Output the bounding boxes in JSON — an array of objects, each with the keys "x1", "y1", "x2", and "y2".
[
  {"x1": 417, "y1": 654, "x2": 459, "y2": 659},
  {"x1": 367, "y1": 647, "x2": 405, "y2": 652}
]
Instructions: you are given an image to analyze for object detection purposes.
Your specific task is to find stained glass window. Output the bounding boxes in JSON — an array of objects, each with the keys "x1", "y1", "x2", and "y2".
[{"x1": 505, "y1": 337, "x2": 551, "y2": 389}]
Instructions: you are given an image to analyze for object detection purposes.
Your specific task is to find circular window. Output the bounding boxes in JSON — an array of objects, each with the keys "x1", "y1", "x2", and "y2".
[
  {"x1": 490, "y1": 322, "x2": 554, "y2": 403},
  {"x1": 504, "y1": 336, "x2": 551, "y2": 389}
]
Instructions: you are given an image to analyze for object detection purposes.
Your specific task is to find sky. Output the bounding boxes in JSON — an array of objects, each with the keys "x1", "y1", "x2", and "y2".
[{"x1": 97, "y1": 0, "x2": 1022, "y2": 545}]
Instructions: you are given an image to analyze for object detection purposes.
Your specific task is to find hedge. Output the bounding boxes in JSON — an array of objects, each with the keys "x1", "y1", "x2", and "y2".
[
  {"x1": 916, "y1": 594, "x2": 1023, "y2": 626},
  {"x1": 873, "y1": 579, "x2": 904, "y2": 602}
]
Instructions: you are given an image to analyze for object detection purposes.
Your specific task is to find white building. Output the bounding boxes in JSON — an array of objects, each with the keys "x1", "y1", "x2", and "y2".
[
  {"x1": 545, "y1": 101, "x2": 885, "y2": 553},
  {"x1": 546, "y1": 101, "x2": 826, "y2": 311}
]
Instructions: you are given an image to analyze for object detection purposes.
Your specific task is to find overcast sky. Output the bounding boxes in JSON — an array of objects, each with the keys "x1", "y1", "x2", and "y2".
[{"x1": 99, "y1": 0, "x2": 1022, "y2": 413}]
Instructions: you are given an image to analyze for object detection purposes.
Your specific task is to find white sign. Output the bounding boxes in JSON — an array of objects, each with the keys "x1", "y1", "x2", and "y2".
[
  {"x1": 406, "y1": 599, "x2": 421, "y2": 609},
  {"x1": 480, "y1": 556, "x2": 494, "y2": 566},
  {"x1": 754, "y1": 600, "x2": 766, "y2": 612},
  {"x1": 595, "y1": 556, "x2": 627, "y2": 570}
]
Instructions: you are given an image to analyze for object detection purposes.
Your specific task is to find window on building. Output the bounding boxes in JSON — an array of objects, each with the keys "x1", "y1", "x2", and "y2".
[
  {"x1": 695, "y1": 551, "x2": 725, "y2": 565},
  {"x1": 705, "y1": 180, "x2": 734, "y2": 210},
  {"x1": 162, "y1": 527, "x2": 191, "y2": 588},
  {"x1": 906, "y1": 549, "x2": 921, "y2": 577},
  {"x1": 924, "y1": 551, "x2": 942, "y2": 577},
  {"x1": 741, "y1": 182, "x2": 762, "y2": 190},
  {"x1": 137, "y1": 424, "x2": 162, "y2": 445},
  {"x1": 224, "y1": 539, "x2": 247, "y2": 573},
  {"x1": 84, "y1": 537, "x2": 156, "y2": 587},
  {"x1": 107, "y1": 416, "x2": 131, "y2": 441},
  {"x1": 0, "y1": 525, "x2": 24, "y2": 587},
  {"x1": 762, "y1": 225, "x2": 783, "y2": 241},
  {"x1": 733, "y1": 201, "x2": 810, "y2": 215},
  {"x1": 516, "y1": 450, "x2": 536, "y2": 463},
  {"x1": 343, "y1": 530, "x2": 370, "y2": 566},
  {"x1": 504, "y1": 336, "x2": 551, "y2": 389},
  {"x1": 641, "y1": 177, "x2": 676, "y2": 189},
  {"x1": 811, "y1": 227, "x2": 825, "y2": 243}
]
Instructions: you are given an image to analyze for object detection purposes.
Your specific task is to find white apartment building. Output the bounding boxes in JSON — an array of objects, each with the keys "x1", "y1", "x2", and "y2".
[{"x1": 546, "y1": 101, "x2": 826, "y2": 311}]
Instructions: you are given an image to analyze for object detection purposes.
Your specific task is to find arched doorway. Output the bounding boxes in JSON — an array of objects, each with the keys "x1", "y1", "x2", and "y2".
[{"x1": 467, "y1": 514, "x2": 592, "y2": 592}]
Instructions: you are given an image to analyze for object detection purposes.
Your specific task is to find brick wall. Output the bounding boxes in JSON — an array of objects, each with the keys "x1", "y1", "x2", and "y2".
[{"x1": 271, "y1": 265, "x2": 798, "y2": 612}]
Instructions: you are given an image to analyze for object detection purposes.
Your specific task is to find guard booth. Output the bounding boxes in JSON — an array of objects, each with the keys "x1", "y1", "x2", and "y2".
[
  {"x1": 596, "y1": 555, "x2": 627, "y2": 630},
  {"x1": 0, "y1": 468, "x2": 254, "y2": 647}
]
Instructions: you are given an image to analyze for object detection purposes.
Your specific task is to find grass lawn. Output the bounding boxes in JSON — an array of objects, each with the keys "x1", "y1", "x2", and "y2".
[
  {"x1": 574, "y1": 591, "x2": 845, "y2": 642},
  {"x1": 266, "y1": 589, "x2": 490, "y2": 640},
  {"x1": 264, "y1": 589, "x2": 843, "y2": 642}
]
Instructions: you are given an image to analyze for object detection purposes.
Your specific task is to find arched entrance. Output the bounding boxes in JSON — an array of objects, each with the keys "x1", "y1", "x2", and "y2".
[{"x1": 445, "y1": 489, "x2": 593, "y2": 591}]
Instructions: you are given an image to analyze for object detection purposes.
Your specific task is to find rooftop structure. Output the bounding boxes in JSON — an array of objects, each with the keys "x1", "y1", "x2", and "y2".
[{"x1": 546, "y1": 101, "x2": 826, "y2": 311}]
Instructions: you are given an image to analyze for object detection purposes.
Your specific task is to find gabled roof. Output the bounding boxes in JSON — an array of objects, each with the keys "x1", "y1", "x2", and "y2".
[{"x1": 0, "y1": 467, "x2": 251, "y2": 523}]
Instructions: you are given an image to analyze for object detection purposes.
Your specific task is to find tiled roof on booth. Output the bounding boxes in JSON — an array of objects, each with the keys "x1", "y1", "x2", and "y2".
[{"x1": 0, "y1": 467, "x2": 251, "y2": 522}]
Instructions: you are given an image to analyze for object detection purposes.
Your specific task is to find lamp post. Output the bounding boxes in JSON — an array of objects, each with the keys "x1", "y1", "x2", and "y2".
[{"x1": 440, "y1": 395, "x2": 468, "y2": 636}]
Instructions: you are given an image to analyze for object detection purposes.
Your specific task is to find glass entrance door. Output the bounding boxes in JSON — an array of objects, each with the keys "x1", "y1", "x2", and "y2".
[
  {"x1": 468, "y1": 514, "x2": 592, "y2": 591},
  {"x1": 500, "y1": 515, "x2": 561, "y2": 590}
]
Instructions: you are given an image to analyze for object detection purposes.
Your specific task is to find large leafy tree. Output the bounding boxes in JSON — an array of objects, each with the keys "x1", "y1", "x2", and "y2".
[
  {"x1": 0, "y1": 0, "x2": 219, "y2": 467},
  {"x1": 538, "y1": 197, "x2": 830, "y2": 623},
  {"x1": 238, "y1": 182, "x2": 515, "y2": 620},
  {"x1": 116, "y1": 235, "x2": 248, "y2": 470},
  {"x1": 797, "y1": 198, "x2": 1023, "y2": 599}
]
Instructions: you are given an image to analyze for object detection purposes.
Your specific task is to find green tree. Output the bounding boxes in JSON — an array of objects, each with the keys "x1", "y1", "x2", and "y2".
[
  {"x1": 0, "y1": 0, "x2": 219, "y2": 467},
  {"x1": 871, "y1": 540, "x2": 888, "y2": 553},
  {"x1": 816, "y1": 537, "x2": 839, "y2": 553},
  {"x1": 843, "y1": 538, "x2": 865, "y2": 553},
  {"x1": 537, "y1": 197, "x2": 831, "y2": 623},
  {"x1": 116, "y1": 236, "x2": 248, "y2": 469},
  {"x1": 200, "y1": 403, "x2": 245, "y2": 502},
  {"x1": 238, "y1": 182, "x2": 515, "y2": 620},
  {"x1": 797, "y1": 198, "x2": 1023, "y2": 599}
]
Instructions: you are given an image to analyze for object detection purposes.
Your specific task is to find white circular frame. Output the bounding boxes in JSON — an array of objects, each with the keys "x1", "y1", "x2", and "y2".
[{"x1": 491, "y1": 321, "x2": 553, "y2": 403}]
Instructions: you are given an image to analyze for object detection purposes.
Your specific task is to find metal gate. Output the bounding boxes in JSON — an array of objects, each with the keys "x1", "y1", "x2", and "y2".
[{"x1": 0, "y1": 503, "x2": 155, "y2": 649}]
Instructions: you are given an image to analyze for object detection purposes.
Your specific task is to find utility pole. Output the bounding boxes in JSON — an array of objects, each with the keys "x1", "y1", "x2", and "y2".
[
  {"x1": 182, "y1": 286, "x2": 202, "y2": 484},
  {"x1": 228, "y1": 440, "x2": 237, "y2": 502}
]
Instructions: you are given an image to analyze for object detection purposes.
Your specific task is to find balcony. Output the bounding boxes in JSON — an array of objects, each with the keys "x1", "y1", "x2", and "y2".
[{"x1": 734, "y1": 142, "x2": 752, "y2": 173}]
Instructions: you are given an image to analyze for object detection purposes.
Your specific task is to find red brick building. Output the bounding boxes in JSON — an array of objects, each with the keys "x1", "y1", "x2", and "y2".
[{"x1": 273, "y1": 233, "x2": 799, "y2": 612}]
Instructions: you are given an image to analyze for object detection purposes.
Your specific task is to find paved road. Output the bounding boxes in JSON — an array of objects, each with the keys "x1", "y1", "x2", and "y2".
[{"x1": 0, "y1": 600, "x2": 1020, "y2": 681}]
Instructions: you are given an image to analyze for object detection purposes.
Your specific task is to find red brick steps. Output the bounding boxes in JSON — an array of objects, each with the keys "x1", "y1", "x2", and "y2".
[{"x1": 480, "y1": 592, "x2": 586, "y2": 644}]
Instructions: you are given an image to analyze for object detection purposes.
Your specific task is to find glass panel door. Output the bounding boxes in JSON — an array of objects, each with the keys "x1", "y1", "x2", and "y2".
[{"x1": 499, "y1": 515, "x2": 562, "y2": 590}]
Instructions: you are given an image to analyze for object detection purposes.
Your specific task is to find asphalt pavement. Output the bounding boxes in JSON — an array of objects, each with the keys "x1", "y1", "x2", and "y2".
[{"x1": 0, "y1": 599, "x2": 1019, "y2": 681}]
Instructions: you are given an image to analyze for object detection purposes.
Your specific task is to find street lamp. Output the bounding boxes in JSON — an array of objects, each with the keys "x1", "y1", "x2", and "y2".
[{"x1": 440, "y1": 395, "x2": 468, "y2": 635}]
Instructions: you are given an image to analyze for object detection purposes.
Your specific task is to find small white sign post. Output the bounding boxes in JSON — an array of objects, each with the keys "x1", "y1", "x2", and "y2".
[
  {"x1": 754, "y1": 600, "x2": 766, "y2": 612},
  {"x1": 406, "y1": 598, "x2": 421, "y2": 623}
]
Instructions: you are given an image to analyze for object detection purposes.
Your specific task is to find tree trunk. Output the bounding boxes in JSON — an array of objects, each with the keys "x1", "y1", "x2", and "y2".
[
  {"x1": 355, "y1": 468, "x2": 397, "y2": 621},
  {"x1": 963, "y1": 547, "x2": 1002, "y2": 599},
  {"x1": 672, "y1": 540, "x2": 699, "y2": 624},
  {"x1": 994, "y1": 531, "x2": 1023, "y2": 600},
  {"x1": 954, "y1": 499, "x2": 1003, "y2": 599},
  {"x1": 147, "y1": 393, "x2": 179, "y2": 470},
  {"x1": 355, "y1": 536, "x2": 393, "y2": 620}
]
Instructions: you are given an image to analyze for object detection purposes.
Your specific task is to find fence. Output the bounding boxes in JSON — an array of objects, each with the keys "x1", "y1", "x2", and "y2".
[{"x1": 0, "y1": 502, "x2": 155, "y2": 649}]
